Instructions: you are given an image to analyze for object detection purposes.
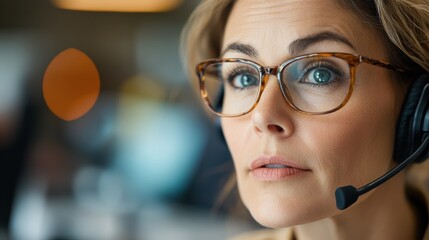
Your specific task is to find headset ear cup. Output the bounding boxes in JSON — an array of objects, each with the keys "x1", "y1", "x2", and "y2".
[{"x1": 394, "y1": 74, "x2": 429, "y2": 163}]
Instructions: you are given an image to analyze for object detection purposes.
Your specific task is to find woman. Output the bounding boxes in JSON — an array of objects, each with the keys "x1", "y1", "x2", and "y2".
[{"x1": 181, "y1": 0, "x2": 429, "y2": 239}]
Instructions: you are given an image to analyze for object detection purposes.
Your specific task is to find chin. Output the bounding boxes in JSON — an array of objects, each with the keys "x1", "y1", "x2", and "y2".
[
  {"x1": 243, "y1": 194, "x2": 334, "y2": 229},
  {"x1": 249, "y1": 205, "x2": 299, "y2": 228},
  {"x1": 253, "y1": 215, "x2": 292, "y2": 229},
  {"x1": 243, "y1": 197, "x2": 303, "y2": 228},
  {"x1": 249, "y1": 205, "x2": 329, "y2": 229}
]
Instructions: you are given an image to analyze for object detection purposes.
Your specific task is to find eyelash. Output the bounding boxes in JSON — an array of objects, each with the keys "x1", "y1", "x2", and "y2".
[
  {"x1": 225, "y1": 67, "x2": 257, "y2": 82},
  {"x1": 298, "y1": 61, "x2": 345, "y2": 86}
]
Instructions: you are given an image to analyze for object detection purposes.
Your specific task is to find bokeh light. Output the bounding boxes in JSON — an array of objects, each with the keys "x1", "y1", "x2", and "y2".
[
  {"x1": 51, "y1": 0, "x2": 182, "y2": 12},
  {"x1": 115, "y1": 76, "x2": 208, "y2": 202},
  {"x1": 43, "y1": 48, "x2": 100, "y2": 121}
]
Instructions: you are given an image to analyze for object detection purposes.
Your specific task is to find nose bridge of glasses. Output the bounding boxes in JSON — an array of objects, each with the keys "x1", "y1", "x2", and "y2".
[
  {"x1": 262, "y1": 66, "x2": 278, "y2": 76},
  {"x1": 259, "y1": 65, "x2": 289, "y2": 103},
  {"x1": 261, "y1": 66, "x2": 281, "y2": 88}
]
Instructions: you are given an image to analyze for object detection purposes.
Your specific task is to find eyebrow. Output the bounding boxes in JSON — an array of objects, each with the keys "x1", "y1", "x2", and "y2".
[
  {"x1": 221, "y1": 42, "x2": 258, "y2": 57},
  {"x1": 288, "y1": 31, "x2": 356, "y2": 55},
  {"x1": 221, "y1": 31, "x2": 356, "y2": 57}
]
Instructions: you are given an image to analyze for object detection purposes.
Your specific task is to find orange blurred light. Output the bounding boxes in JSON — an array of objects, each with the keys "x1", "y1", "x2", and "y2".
[
  {"x1": 43, "y1": 48, "x2": 100, "y2": 121},
  {"x1": 51, "y1": 0, "x2": 182, "y2": 12}
]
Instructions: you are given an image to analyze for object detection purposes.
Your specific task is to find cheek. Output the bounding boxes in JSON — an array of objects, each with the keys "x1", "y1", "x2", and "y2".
[
  {"x1": 308, "y1": 114, "x2": 393, "y2": 189},
  {"x1": 310, "y1": 74, "x2": 399, "y2": 189}
]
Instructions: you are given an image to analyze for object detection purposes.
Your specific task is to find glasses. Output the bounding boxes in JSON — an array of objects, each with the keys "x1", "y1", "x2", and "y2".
[{"x1": 195, "y1": 52, "x2": 404, "y2": 117}]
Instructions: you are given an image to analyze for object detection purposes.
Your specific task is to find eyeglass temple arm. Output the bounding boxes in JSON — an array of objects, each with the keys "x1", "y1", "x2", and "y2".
[{"x1": 359, "y1": 55, "x2": 406, "y2": 72}]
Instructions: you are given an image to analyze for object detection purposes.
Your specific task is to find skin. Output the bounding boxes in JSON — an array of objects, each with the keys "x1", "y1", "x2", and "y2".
[{"x1": 220, "y1": 0, "x2": 417, "y2": 239}]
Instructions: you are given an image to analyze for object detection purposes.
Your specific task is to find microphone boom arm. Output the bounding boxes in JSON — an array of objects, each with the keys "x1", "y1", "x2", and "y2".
[{"x1": 335, "y1": 135, "x2": 429, "y2": 210}]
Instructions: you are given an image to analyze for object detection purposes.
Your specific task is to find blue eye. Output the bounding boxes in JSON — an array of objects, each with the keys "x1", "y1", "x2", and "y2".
[
  {"x1": 231, "y1": 74, "x2": 258, "y2": 88},
  {"x1": 225, "y1": 66, "x2": 259, "y2": 89},
  {"x1": 296, "y1": 61, "x2": 345, "y2": 87},
  {"x1": 311, "y1": 68, "x2": 333, "y2": 84}
]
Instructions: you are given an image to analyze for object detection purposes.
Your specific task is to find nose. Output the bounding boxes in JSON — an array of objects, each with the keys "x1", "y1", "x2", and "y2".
[{"x1": 251, "y1": 76, "x2": 295, "y2": 138}]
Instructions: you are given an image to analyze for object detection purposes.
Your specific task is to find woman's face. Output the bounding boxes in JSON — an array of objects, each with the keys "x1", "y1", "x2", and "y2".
[{"x1": 221, "y1": 0, "x2": 402, "y2": 227}]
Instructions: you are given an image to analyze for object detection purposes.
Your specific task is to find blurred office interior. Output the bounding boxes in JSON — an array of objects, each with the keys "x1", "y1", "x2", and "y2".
[{"x1": 0, "y1": 0, "x2": 260, "y2": 239}]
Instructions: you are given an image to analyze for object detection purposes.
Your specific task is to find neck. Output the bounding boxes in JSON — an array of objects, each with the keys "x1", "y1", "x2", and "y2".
[{"x1": 294, "y1": 172, "x2": 418, "y2": 240}]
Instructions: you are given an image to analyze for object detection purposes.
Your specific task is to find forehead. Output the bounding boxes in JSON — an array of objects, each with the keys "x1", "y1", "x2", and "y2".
[{"x1": 223, "y1": 0, "x2": 385, "y2": 63}]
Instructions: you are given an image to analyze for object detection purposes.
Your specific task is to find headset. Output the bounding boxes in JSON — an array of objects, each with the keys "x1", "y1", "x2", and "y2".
[{"x1": 394, "y1": 74, "x2": 429, "y2": 163}]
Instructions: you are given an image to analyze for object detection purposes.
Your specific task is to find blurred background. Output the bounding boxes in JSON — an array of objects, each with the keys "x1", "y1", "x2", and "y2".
[{"x1": 0, "y1": 0, "x2": 260, "y2": 239}]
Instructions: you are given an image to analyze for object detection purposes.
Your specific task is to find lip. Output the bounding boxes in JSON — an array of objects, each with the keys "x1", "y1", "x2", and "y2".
[{"x1": 250, "y1": 156, "x2": 310, "y2": 181}]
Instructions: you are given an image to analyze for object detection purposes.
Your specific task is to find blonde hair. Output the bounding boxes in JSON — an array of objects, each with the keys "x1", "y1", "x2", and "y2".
[
  {"x1": 180, "y1": 0, "x2": 235, "y2": 89},
  {"x1": 376, "y1": 0, "x2": 429, "y2": 72},
  {"x1": 180, "y1": 0, "x2": 429, "y2": 86}
]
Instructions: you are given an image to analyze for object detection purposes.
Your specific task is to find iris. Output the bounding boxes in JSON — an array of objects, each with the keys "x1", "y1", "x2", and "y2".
[{"x1": 313, "y1": 69, "x2": 331, "y2": 84}]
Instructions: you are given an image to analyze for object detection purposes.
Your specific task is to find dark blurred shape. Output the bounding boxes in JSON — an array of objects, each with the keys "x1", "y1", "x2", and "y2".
[
  {"x1": 180, "y1": 123, "x2": 234, "y2": 210},
  {"x1": 0, "y1": 94, "x2": 36, "y2": 233},
  {"x1": 49, "y1": 237, "x2": 74, "y2": 240}
]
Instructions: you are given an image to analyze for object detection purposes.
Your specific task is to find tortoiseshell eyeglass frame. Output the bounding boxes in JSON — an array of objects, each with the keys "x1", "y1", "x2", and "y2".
[{"x1": 195, "y1": 52, "x2": 405, "y2": 117}]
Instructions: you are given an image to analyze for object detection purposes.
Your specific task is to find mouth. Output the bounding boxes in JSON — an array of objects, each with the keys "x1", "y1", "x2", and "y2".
[
  {"x1": 264, "y1": 164, "x2": 290, "y2": 169},
  {"x1": 250, "y1": 156, "x2": 310, "y2": 181}
]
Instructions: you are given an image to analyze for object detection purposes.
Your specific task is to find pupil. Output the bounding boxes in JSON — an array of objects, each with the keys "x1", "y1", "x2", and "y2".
[
  {"x1": 241, "y1": 75, "x2": 255, "y2": 86},
  {"x1": 313, "y1": 69, "x2": 331, "y2": 83}
]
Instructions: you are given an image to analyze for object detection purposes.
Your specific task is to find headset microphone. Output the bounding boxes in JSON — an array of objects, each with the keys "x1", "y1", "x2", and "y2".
[
  {"x1": 335, "y1": 75, "x2": 429, "y2": 210},
  {"x1": 335, "y1": 135, "x2": 429, "y2": 210}
]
